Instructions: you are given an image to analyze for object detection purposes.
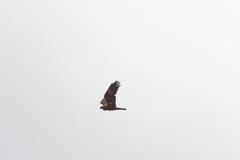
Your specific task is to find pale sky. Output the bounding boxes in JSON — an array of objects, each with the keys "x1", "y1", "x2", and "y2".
[{"x1": 1, "y1": 0, "x2": 240, "y2": 160}]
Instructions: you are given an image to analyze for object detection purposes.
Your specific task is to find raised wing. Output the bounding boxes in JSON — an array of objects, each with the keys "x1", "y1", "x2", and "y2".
[{"x1": 104, "y1": 81, "x2": 121, "y2": 107}]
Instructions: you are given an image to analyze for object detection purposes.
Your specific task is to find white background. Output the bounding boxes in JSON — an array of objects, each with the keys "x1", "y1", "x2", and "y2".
[{"x1": 1, "y1": 0, "x2": 240, "y2": 159}]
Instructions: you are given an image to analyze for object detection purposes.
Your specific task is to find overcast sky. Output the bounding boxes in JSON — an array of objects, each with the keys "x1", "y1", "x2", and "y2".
[{"x1": 1, "y1": 0, "x2": 240, "y2": 160}]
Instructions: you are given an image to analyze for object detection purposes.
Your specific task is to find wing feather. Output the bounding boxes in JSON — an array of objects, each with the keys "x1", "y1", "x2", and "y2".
[{"x1": 104, "y1": 81, "x2": 120, "y2": 107}]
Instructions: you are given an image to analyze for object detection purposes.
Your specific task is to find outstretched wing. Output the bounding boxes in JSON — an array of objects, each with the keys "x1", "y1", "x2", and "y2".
[{"x1": 104, "y1": 81, "x2": 121, "y2": 107}]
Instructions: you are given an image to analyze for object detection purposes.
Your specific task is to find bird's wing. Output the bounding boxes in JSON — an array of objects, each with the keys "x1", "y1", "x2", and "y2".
[{"x1": 104, "y1": 81, "x2": 121, "y2": 107}]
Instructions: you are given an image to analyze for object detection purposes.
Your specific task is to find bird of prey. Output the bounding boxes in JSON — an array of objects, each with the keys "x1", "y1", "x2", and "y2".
[{"x1": 100, "y1": 81, "x2": 126, "y2": 111}]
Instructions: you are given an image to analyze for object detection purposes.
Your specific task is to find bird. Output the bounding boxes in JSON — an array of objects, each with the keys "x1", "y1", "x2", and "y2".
[{"x1": 100, "y1": 81, "x2": 126, "y2": 111}]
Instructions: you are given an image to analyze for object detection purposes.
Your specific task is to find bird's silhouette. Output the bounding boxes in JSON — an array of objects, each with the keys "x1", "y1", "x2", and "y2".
[{"x1": 100, "y1": 81, "x2": 126, "y2": 111}]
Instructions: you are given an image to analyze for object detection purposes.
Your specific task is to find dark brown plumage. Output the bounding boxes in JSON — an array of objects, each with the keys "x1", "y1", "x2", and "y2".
[{"x1": 100, "y1": 81, "x2": 126, "y2": 111}]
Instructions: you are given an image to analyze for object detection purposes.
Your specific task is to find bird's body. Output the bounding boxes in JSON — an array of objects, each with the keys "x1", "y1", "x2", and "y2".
[{"x1": 100, "y1": 81, "x2": 126, "y2": 111}]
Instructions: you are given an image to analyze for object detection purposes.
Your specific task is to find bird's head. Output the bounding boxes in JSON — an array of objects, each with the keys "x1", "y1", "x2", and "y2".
[{"x1": 100, "y1": 106, "x2": 107, "y2": 111}]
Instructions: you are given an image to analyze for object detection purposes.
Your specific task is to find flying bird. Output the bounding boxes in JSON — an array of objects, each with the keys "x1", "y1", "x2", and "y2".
[{"x1": 100, "y1": 81, "x2": 126, "y2": 111}]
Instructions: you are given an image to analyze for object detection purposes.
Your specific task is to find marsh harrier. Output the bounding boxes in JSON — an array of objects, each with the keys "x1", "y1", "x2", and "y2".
[{"x1": 100, "y1": 81, "x2": 126, "y2": 111}]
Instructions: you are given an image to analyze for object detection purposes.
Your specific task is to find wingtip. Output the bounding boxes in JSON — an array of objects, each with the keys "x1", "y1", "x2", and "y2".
[{"x1": 113, "y1": 80, "x2": 121, "y2": 87}]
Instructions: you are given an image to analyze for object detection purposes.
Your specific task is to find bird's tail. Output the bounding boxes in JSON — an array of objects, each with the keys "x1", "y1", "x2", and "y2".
[{"x1": 116, "y1": 108, "x2": 126, "y2": 110}]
